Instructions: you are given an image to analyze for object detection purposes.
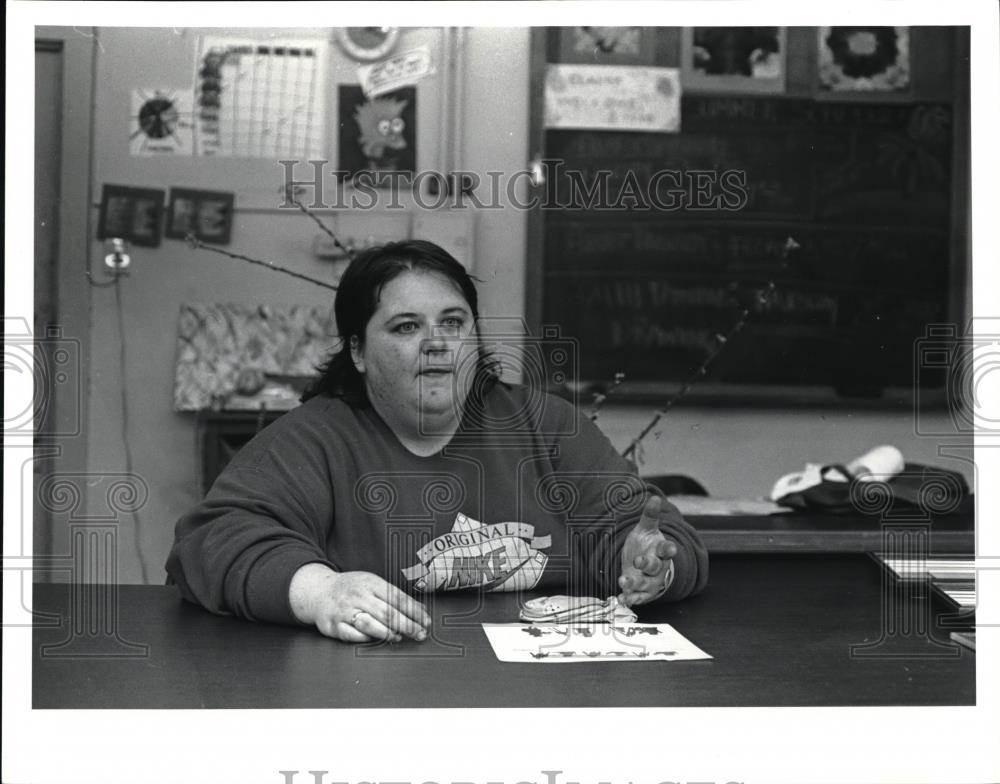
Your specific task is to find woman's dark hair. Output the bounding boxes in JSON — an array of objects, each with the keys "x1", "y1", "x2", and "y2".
[{"x1": 302, "y1": 239, "x2": 499, "y2": 404}]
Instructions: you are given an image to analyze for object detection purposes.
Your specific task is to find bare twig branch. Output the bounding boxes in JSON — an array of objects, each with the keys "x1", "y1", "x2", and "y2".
[
  {"x1": 185, "y1": 234, "x2": 339, "y2": 291},
  {"x1": 287, "y1": 195, "x2": 356, "y2": 261},
  {"x1": 621, "y1": 236, "x2": 800, "y2": 461},
  {"x1": 588, "y1": 372, "x2": 626, "y2": 421}
]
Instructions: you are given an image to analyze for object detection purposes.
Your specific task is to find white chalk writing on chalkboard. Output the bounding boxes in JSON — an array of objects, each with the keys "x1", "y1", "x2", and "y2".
[{"x1": 540, "y1": 95, "x2": 953, "y2": 389}]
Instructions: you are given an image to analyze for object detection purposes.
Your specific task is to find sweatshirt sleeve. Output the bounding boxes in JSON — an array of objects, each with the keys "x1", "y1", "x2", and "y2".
[
  {"x1": 165, "y1": 412, "x2": 337, "y2": 626},
  {"x1": 542, "y1": 394, "x2": 709, "y2": 601}
]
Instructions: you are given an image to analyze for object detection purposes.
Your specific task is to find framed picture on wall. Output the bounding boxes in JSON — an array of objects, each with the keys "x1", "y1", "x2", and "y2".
[
  {"x1": 96, "y1": 184, "x2": 165, "y2": 247},
  {"x1": 337, "y1": 85, "x2": 417, "y2": 187},
  {"x1": 561, "y1": 27, "x2": 657, "y2": 65},
  {"x1": 681, "y1": 27, "x2": 786, "y2": 93},
  {"x1": 818, "y1": 27, "x2": 911, "y2": 92},
  {"x1": 165, "y1": 188, "x2": 235, "y2": 244}
]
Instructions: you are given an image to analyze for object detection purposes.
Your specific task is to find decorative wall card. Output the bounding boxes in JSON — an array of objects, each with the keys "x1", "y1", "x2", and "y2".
[
  {"x1": 544, "y1": 65, "x2": 681, "y2": 132},
  {"x1": 338, "y1": 85, "x2": 417, "y2": 186},
  {"x1": 165, "y1": 188, "x2": 235, "y2": 245},
  {"x1": 130, "y1": 88, "x2": 194, "y2": 155},
  {"x1": 96, "y1": 184, "x2": 165, "y2": 247},
  {"x1": 565, "y1": 27, "x2": 656, "y2": 65},
  {"x1": 681, "y1": 27, "x2": 785, "y2": 94},
  {"x1": 358, "y1": 45, "x2": 435, "y2": 98},
  {"x1": 482, "y1": 623, "x2": 713, "y2": 663},
  {"x1": 573, "y1": 27, "x2": 643, "y2": 57},
  {"x1": 819, "y1": 27, "x2": 910, "y2": 92},
  {"x1": 194, "y1": 36, "x2": 327, "y2": 158}
]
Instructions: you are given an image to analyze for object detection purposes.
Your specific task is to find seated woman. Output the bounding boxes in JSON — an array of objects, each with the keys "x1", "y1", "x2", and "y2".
[{"x1": 166, "y1": 240, "x2": 708, "y2": 643}]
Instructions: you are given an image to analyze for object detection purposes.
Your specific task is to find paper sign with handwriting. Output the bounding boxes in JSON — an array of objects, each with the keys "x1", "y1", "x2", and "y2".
[
  {"x1": 359, "y1": 46, "x2": 435, "y2": 98},
  {"x1": 482, "y1": 623, "x2": 712, "y2": 663},
  {"x1": 544, "y1": 65, "x2": 681, "y2": 132}
]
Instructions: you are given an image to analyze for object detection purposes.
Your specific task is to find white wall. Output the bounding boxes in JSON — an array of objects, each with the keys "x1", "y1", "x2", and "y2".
[
  {"x1": 598, "y1": 405, "x2": 974, "y2": 498},
  {"x1": 43, "y1": 27, "x2": 973, "y2": 583},
  {"x1": 72, "y1": 27, "x2": 539, "y2": 583}
]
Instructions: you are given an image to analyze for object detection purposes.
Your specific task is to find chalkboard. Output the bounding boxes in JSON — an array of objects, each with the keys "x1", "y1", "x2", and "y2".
[{"x1": 541, "y1": 94, "x2": 957, "y2": 393}]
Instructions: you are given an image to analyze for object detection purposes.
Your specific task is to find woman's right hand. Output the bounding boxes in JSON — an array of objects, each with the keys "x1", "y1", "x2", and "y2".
[{"x1": 289, "y1": 563, "x2": 431, "y2": 643}]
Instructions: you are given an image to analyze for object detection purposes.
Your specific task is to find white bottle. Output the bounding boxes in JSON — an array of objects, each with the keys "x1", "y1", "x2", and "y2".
[{"x1": 846, "y1": 445, "x2": 905, "y2": 482}]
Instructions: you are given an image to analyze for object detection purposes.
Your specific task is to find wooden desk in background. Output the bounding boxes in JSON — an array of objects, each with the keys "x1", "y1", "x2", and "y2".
[
  {"x1": 690, "y1": 510, "x2": 974, "y2": 553},
  {"x1": 32, "y1": 554, "x2": 973, "y2": 709}
]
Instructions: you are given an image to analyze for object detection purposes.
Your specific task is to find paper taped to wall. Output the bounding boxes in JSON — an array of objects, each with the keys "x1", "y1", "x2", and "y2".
[{"x1": 195, "y1": 36, "x2": 327, "y2": 159}]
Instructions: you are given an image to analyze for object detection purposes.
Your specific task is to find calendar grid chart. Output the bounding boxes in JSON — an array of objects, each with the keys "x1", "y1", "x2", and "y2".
[{"x1": 195, "y1": 36, "x2": 327, "y2": 160}]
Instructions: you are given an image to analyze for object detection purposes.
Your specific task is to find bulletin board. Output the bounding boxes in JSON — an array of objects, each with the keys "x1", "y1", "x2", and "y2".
[{"x1": 527, "y1": 27, "x2": 969, "y2": 398}]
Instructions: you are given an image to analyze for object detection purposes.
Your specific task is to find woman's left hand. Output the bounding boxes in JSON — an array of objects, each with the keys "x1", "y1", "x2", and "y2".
[{"x1": 618, "y1": 496, "x2": 677, "y2": 606}]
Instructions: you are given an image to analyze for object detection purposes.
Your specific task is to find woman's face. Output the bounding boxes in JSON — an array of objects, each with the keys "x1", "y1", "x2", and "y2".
[{"x1": 352, "y1": 269, "x2": 478, "y2": 433}]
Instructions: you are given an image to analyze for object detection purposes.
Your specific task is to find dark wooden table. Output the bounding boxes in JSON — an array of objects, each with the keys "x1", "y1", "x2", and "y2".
[{"x1": 32, "y1": 554, "x2": 974, "y2": 709}]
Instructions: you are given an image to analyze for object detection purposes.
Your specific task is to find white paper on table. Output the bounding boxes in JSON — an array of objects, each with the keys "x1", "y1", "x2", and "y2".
[{"x1": 481, "y1": 623, "x2": 712, "y2": 663}]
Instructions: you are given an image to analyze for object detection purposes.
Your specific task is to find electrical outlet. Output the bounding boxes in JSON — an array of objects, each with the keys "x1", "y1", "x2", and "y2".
[{"x1": 103, "y1": 238, "x2": 132, "y2": 271}]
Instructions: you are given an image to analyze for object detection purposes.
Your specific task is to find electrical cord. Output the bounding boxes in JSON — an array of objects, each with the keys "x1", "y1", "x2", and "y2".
[
  {"x1": 83, "y1": 28, "x2": 116, "y2": 289},
  {"x1": 621, "y1": 237, "x2": 801, "y2": 462},
  {"x1": 114, "y1": 276, "x2": 152, "y2": 584},
  {"x1": 87, "y1": 269, "x2": 118, "y2": 287}
]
